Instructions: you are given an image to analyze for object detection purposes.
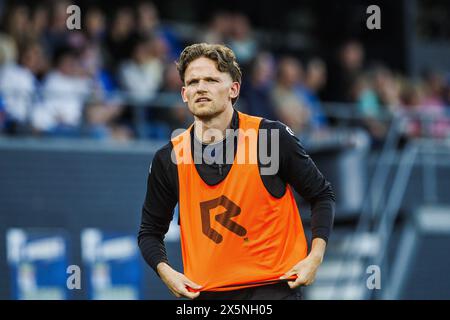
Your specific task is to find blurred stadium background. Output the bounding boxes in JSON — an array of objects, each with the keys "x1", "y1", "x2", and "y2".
[{"x1": 1, "y1": 0, "x2": 450, "y2": 300}]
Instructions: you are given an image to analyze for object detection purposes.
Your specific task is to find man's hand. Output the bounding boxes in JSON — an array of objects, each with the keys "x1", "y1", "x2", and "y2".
[
  {"x1": 279, "y1": 238, "x2": 327, "y2": 289},
  {"x1": 157, "y1": 262, "x2": 202, "y2": 299}
]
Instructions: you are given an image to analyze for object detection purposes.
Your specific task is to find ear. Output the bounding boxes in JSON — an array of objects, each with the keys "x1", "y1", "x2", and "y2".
[
  {"x1": 181, "y1": 86, "x2": 188, "y2": 103},
  {"x1": 230, "y1": 82, "x2": 240, "y2": 99}
]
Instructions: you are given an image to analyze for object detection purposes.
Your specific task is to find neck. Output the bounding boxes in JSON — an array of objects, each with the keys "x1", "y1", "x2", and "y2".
[{"x1": 194, "y1": 106, "x2": 234, "y2": 144}]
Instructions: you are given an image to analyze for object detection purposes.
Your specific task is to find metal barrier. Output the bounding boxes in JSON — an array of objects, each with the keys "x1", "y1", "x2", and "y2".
[{"x1": 325, "y1": 107, "x2": 450, "y2": 299}]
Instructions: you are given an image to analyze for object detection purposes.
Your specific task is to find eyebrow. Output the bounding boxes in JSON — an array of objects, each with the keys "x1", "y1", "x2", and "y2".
[{"x1": 186, "y1": 76, "x2": 220, "y2": 84}]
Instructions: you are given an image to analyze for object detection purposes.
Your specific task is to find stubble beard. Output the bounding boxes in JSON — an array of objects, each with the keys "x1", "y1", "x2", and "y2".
[{"x1": 191, "y1": 102, "x2": 225, "y2": 121}]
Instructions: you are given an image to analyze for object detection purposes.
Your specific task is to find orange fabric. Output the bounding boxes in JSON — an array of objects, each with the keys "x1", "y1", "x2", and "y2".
[{"x1": 171, "y1": 111, "x2": 308, "y2": 292}]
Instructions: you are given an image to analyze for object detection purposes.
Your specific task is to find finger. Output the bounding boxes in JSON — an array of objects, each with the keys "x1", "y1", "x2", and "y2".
[
  {"x1": 305, "y1": 280, "x2": 314, "y2": 286},
  {"x1": 306, "y1": 277, "x2": 316, "y2": 286},
  {"x1": 303, "y1": 275, "x2": 315, "y2": 286},
  {"x1": 184, "y1": 291, "x2": 200, "y2": 300},
  {"x1": 289, "y1": 275, "x2": 308, "y2": 289},
  {"x1": 169, "y1": 288, "x2": 181, "y2": 298},
  {"x1": 179, "y1": 286, "x2": 200, "y2": 300},
  {"x1": 184, "y1": 279, "x2": 202, "y2": 290},
  {"x1": 281, "y1": 274, "x2": 298, "y2": 282},
  {"x1": 173, "y1": 284, "x2": 188, "y2": 297},
  {"x1": 288, "y1": 279, "x2": 302, "y2": 289},
  {"x1": 286, "y1": 275, "x2": 302, "y2": 288},
  {"x1": 280, "y1": 270, "x2": 296, "y2": 280}
]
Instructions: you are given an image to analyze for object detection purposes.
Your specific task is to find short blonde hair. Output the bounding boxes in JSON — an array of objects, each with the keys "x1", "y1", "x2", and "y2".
[{"x1": 176, "y1": 43, "x2": 242, "y2": 105}]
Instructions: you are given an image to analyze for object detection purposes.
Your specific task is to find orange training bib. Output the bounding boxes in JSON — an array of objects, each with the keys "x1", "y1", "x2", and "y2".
[{"x1": 171, "y1": 111, "x2": 308, "y2": 292}]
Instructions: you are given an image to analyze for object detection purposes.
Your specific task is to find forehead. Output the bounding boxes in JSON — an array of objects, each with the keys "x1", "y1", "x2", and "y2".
[{"x1": 185, "y1": 57, "x2": 229, "y2": 79}]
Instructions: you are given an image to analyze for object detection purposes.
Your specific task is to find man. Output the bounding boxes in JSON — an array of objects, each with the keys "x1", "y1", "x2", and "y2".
[{"x1": 138, "y1": 43, "x2": 335, "y2": 300}]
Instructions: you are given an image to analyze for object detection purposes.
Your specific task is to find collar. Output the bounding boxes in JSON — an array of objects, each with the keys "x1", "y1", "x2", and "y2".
[{"x1": 190, "y1": 108, "x2": 240, "y2": 143}]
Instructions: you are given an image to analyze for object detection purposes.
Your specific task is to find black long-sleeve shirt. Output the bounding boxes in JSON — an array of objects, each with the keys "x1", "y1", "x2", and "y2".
[{"x1": 138, "y1": 110, "x2": 335, "y2": 274}]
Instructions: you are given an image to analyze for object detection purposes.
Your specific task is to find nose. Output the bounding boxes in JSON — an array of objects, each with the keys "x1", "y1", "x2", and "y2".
[{"x1": 196, "y1": 79, "x2": 208, "y2": 92}]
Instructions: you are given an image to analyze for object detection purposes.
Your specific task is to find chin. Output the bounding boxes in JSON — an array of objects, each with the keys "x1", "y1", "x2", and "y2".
[{"x1": 192, "y1": 105, "x2": 221, "y2": 118}]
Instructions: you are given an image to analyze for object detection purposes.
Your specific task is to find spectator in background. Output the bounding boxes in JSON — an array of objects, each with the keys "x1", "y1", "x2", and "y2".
[
  {"x1": 118, "y1": 34, "x2": 167, "y2": 139},
  {"x1": 356, "y1": 65, "x2": 400, "y2": 117},
  {"x1": 400, "y1": 81, "x2": 424, "y2": 110},
  {"x1": 136, "y1": 1, "x2": 182, "y2": 61},
  {"x1": 81, "y1": 8, "x2": 116, "y2": 102},
  {"x1": 155, "y1": 63, "x2": 193, "y2": 132},
  {"x1": 325, "y1": 40, "x2": 364, "y2": 103},
  {"x1": 105, "y1": 7, "x2": 137, "y2": 74},
  {"x1": 397, "y1": 81, "x2": 424, "y2": 139},
  {"x1": 137, "y1": 1, "x2": 159, "y2": 37},
  {"x1": 353, "y1": 73, "x2": 380, "y2": 118},
  {"x1": 352, "y1": 72, "x2": 388, "y2": 144},
  {"x1": 228, "y1": 13, "x2": 257, "y2": 71},
  {"x1": 421, "y1": 69, "x2": 446, "y2": 112},
  {"x1": 351, "y1": 65, "x2": 402, "y2": 144},
  {"x1": 81, "y1": 7, "x2": 114, "y2": 96},
  {"x1": 84, "y1": 7, "x2": 107, "y2": 44},
  {"x1": 17, "y1": 41, "x2": 47, "y2": 87},
  {"x1": 303, "y1": 58, "x2": 328, "y2": 129},
  {"x1": 0, "y1": 32, "x2": 19, "y2": 133},
  {"x1": 81, "y1": 44, "x2": 116, "y2": 102},
  {"x1": 2, "y1": 5, "x2": 30, "y2": 49},
  {"x1": 420, "y1": 70, "x2": 450, "y2": 138},
  {"x1": 44, "y1": 1, "x2": 72, "y2": 57},
  {"x1": 271, "y1": 56, "x2": 311, "y2": 133},
  {"x1": 79, "y1": 43, "x2": 131, "y2": 141},
  {"x1": 80, "y1": 7, "x2": 118, "y2": 95},
  {"x1": 240, "y1": 51, "x2": 277, "y2": 120},
  {"x1": 118, "y1": 35, "x2": 164, "y2": 106},
  {"x1": 0, "y1": 41, "x2": 46, "y2": 134},
  {"x1": 29, "y1": 5, "x2": 49, "y2": 44},
  {"x1": 202, "y1": 11, "x2": 232, "y2": 44},
  {"x1": 373, "y1": 65, "x2": 401, "y2": 112},
  {"x1": 444, "y1": 74, "x2": 450, "y2": 107},
  {"x1": 0, "y1": 33, "x2": 16, "y2": 65},
  {"x1": 31, "y1": 47, "x2": 91, "y2": 136}
]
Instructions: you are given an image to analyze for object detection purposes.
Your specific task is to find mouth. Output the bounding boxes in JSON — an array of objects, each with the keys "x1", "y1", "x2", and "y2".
[{"x1": 195, "y1": 97, "x2": 212, "y2": 103}]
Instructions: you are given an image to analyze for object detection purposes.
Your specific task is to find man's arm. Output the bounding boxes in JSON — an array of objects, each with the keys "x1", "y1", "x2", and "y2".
[
  {"x1": 280, "y1": 237, "x2": 326, "y2": 287},
  {"x1": 137, "y1": 143, "x2": 201, "y2": 299},
  {"x1": 272, "y1": 121, "x2": 336, "y2": 287},
  {"x1": 156, "y1": 262, "x2": 202, "y2": 299},
  {"x1": 280, "y1": 132, "x2": 335, "y2": 244},
  {"x1": 138, "y1": 144, "x2": 178, "y2": 273}
]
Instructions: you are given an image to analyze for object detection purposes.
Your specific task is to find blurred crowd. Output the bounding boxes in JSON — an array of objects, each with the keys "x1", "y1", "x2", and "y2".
[
  {"x1": 0, "y1": 1, "x2": 450, "y2": 144},
  {"x1": 325, "y1": 41, "x2": 450, "y2": 144}
]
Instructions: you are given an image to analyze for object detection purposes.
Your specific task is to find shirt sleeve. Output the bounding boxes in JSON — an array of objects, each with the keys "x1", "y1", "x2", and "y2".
[{"x1": 137, "y1": 142, "x2": 179, "y2": 274}]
